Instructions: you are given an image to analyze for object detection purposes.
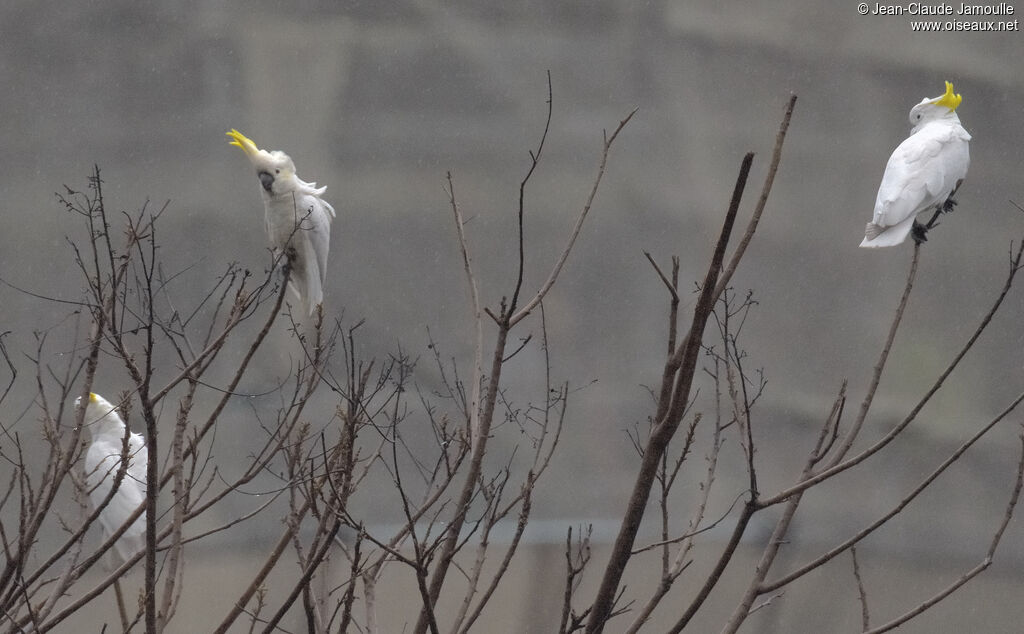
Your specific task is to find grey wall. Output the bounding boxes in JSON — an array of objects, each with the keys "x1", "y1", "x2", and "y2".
[{"x1": 2, "y1": 1, "x2": 1023, "y2": 631}]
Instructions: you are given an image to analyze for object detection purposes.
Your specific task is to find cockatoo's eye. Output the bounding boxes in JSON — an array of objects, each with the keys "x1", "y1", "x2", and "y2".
[{"x1": 275, "y1": 169, "x2": 280, "y2": 174}]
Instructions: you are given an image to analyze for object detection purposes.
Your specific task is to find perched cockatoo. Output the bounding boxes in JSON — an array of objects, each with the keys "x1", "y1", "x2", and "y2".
[
  {"x1": 77, "y1": 392, "x2": 147, "y2": 563},
  {"x1": 860, "y1": 81, "x2": 971, "y2": 248},
  {"x1": 226, "y1": 129, "x2": 336, "y2": 316}
]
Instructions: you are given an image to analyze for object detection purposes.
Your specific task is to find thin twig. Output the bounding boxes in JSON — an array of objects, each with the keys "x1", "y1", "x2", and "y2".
[
  {"x1": 446, "y1": 171, "x2": 485, "y2": 445},
  {"x1": 863, "y1": 431, "x2": 1024, "y2": 634},
  {"x1": 712, "y1": 95, "x2": 796, "y2": 299},
  {"x1": 760, "y1": 385, "x2": 1024, "y2": 593},
  {"x1": 508, "y1": 70, "x2": 555, "y2": 317},
  {"x1": 509, "y1": 107, "x2": 637, "y2": 327},
  {"x1": 851, "y1": 547, "x2": 870, "y2": 632},
  {"x1": 763, "y1": 235, "x2": 1024, "y2": 507}
]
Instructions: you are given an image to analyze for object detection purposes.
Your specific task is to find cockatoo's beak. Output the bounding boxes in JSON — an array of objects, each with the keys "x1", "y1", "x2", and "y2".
[
  {"x1": 259, "y1": 171, "x2": 275, "y2": 192},
  {"x1": 226, "y1": 129, "x2": 261, "y2": 158},
  {"x1": 931, "y1": 81, "x2": 962, "y2": 112}
]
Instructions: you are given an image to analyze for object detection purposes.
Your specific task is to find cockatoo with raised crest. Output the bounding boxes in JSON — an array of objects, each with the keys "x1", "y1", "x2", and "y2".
[
  {"x1": 227, "y1": 129, "x2": 336, "y2": 315},
  {"x1": 77, "y1": 392, "x2": 147, "y2": 563},
  {"x1": 860, "y1": 81, "x2": 971, "y2": 248}
]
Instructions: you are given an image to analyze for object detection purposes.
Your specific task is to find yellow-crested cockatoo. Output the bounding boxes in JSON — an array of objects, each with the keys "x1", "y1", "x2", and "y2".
[
  {"x1": 227, "y1": 129, "x2": 336, "y2": 315},
  {"x1": 77, "y1": 392, "x2": 147, "y2": 563},
  {"x1": 860, "y1": 81, "x2": 971, "y2": 248}
]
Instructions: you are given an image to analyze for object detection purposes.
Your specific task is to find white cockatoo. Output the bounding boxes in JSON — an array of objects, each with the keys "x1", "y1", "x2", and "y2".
[
  {"x1": 860, "y1": 81, "x2": 971, "y2": 248},
  {"x1": 227, "y1": 129, "x2": 336, "y2": 316},
  {"x1": 77, "y1": 392, "x2": 147, "y2": 563}
]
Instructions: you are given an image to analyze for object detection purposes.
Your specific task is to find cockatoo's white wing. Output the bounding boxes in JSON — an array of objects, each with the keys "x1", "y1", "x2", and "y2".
[
  {"x1": 127, "y1": 432, "x2": 148, "y2": 487},
  {"x1": 85, "y1": 435, "x2": 147, "y2": 562},
  {"x1": 860, "y1": 123, "x2": 969, "y2": 248},
  {"x1": 273, "y1": 190, "x2": 334, "y2": 316},
  {"x1": 300, "y1": 189, "x2": 335, "y2": 303}
]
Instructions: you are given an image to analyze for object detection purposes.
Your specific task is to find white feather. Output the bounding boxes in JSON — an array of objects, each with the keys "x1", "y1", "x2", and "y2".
[
  {"x1": 228, "y1": 130, "x2": 336, "y2": 316},
  {"x1": 860, "y1": 88, "x2": 971, "y2": 248},
  {"x1": 264, "y1": 186, "x2": 335, "y2": 316},
  {"x1": 79, "y1": 393, "x2": 147, "y2": 563}
]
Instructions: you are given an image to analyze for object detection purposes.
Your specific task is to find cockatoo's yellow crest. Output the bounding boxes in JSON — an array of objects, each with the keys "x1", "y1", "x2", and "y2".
[
  {"x1": 931, "y1": 81, "x2": 962, "y2": 112},
  {"x1": 226, "y1": 129, "x2": 260, "y2": 157}
]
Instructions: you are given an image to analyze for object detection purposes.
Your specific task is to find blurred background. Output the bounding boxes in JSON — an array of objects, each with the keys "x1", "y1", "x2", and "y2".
[{"x1": 1, "y1": 1, "x2": 1023, "y2": 631}]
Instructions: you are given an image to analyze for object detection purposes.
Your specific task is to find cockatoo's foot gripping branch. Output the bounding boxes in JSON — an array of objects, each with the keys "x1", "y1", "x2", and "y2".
[
  {"x1": 911, "y1": 221, "x2": 931, "y2": 244},
  {"x1": 913, "y1": 194, "x2": 959, "y2": 244}
]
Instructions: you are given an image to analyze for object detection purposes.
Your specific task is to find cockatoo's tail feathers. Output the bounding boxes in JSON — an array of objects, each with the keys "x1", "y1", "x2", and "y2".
[
  {"x1": 931, "y1": 81, "x2": 962, "y2": 112},
  {"x1": 864, "y1": 222, "x2": 883, "y2": 241},
  {"x1": 226, "y1": 129, "x2": 260, "y2": 156}
]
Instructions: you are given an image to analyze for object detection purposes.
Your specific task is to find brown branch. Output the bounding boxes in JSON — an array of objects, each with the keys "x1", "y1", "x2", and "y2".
[
  {"x1": 508, "y1": 70, "x2": 554, "y2": 317},
  {"x1": 416, "y1": 103, "x2": 634, "y2": 633},
  {"x1": 210, "y1": 497, "x2": 312, "y2": 634},
  {"x1": 762, "y1": 235, "x2": 1024, "y2": 507},
  {"x1": 625, "y1": 413, "x2": 726, "y2": 633},
  {"x1": 863, "y1": 431, "x2": 1024, "y2": 634},
  {"x1": 643, "y1": 251, "x2": 679, "y2": 303},
  {"x1": 158, "y1": 264, "x2": 290, "y2": 491},
  {"x1": 456, "y1": 306, "x2": 565, "y2": 634},
  {"x1": 827, "y1": 244, "x2": 921, "y2": 468},
  {"x1": 717, "y1": 237, "x2": 1024, "y2": 631},
  {"x1": 712, "y1": 95, "x2": 796, "y2": 299},
  {"x1": 259, "y1": 517, "x2": 343, "y2": 633},
  {"x1": 458, "y1": 386, "x2": 565, "y2": 632},
  {"x1": 559, "y1": 525, "x2": 593, "y2": 634},
  {"x1": 158, "y1": 383, "x2": 198, "y2": 630},
  {"x1": 665, "y1": 501, "x2": 758, "y2": 634},
  {"x1": 587, "y1": 149, "x2": 757, "y2": 634},
  {"x1": 851, "y1": 547, "x2": 870, "y2": 632},
  {"x1": 0, "y1": 285, "x2": 105, "y2": 611},
  {"x1": 716, "y1": 489, "x2": 803, "y2": 634},
  {"x1": 760, "y1": 385, "x2": 1024, "y2": 594},
  {"x1": 508, "y1": 107, "x2": 637, "y2": 327},
  {"x1": 336, "y1": 528, "x2": 362, "y2": 634},
  {"x1": 446, "y1": 171, "x2": 485, "y2": 444}
]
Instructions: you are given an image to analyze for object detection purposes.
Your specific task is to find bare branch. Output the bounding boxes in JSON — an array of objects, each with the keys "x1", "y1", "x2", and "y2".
[
  {"x1": 760, "y1": 385, "x2": 1024, "y2": 594},
  {"x1": 763, "y1": 235, "x2": 1024, "y2": 507},
  {"x1": 712, "y1": 94, "x2": 797, "y2": 299},
  {"x1": 509, "y1": 107, "x2": 637, "y2": 327},
  {"x1": 508, "y1": 70, "x2": 555, "y2": 317},
  {"x1": 589, "y1": 148, "x2": 759, "y2": 634},
  {"x1": 851, "y1": 547, "x2": 870, "y2": 632},
  {"x1": 446, "y1": 171, "x2": 485, "y2": 445},
  {"x1": 863, "y1": 431, "x2": 1024, "y2": 634}
]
